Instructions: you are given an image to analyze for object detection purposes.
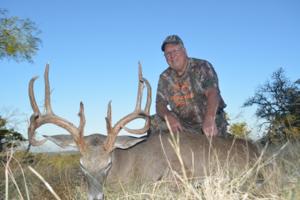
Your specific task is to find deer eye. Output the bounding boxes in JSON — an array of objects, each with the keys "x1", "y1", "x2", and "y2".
[{"x1": 103, "y1": 161, "x2": 112, "y2": 174}]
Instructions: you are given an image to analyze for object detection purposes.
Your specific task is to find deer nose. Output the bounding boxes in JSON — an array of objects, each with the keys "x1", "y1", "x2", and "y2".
[
  {"x1": 95, "y1": 193, "x2": 104, "y2": 200},
  {"x1": 89, "y1": 193, "x2": 104, "y2": 200}
]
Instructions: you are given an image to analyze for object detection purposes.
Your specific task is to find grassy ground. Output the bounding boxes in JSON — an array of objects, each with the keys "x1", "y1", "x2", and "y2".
[
  {"x1": 0, "y1": 151, "x2": 86, "y2": 200},
  {"x1": 1, "y1": 142, "x2": 300, "y2": 200}
]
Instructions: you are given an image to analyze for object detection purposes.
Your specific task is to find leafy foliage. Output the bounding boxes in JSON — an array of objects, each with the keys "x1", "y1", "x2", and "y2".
[
  {"x1": 244, "y1": 68, "x2": 300, "y2": 144},
  {"x1": 229, "y1": 122, "x2": 251, "y2": 138},
  {"x1": 0, "y1": 9, "x2": 41, "y2": 62},
  {"x1": 0, "y1": 115, "x2": 26, "y2": 151}
]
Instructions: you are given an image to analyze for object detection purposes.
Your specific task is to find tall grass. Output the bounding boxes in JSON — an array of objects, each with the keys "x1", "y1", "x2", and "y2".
[
  {"x1": 0, "y1": 151, "x2": 86, "y2": 200},
  {"x1": 1, "y1": 141, "x2": 300, "y2": 199}
]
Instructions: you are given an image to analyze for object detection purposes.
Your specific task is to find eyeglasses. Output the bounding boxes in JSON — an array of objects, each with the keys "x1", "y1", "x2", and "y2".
[{"x1": 164, "y1": 47, "x2": 183, "y2": 59}]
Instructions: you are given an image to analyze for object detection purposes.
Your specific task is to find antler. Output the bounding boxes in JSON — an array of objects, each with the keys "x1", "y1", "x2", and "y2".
[
  {"x1": 104, "y1": 62, "x2": 151, "y2": 152},
  {"x1": 28, "y1": 64, "x2": 86, "y2": 153}
]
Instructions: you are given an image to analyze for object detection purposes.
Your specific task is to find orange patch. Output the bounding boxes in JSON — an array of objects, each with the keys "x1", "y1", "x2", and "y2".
[
  {"x1": 173, "y1": 82, "x2": 189, "y2": 91},
  {"x1": 171, "y1": 93, "x2": 194, "y2": 107}
]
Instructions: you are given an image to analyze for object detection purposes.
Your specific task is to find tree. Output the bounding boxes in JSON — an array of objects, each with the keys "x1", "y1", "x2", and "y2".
[
  {"x1": 229, "y1": 122, "x2": 251, "y2": 138},
  {"x1": 243, "y1": 68, "x2": 300, "y2": 144},
  {"x1": 0, "y1": 9, "x2": 41, "y2": 62},
  {"x1": 0, "y1": 115, "x2": 26, "y2": 151}
]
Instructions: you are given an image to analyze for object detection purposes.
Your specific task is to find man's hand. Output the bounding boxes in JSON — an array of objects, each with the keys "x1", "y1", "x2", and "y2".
[
  {"x1": 165, "y1": 114, "x2": 183, "y2": 133},
  {"x1": 203, "y1": 87, "x2": 219, "y2": 137},
  {"x1": 202, "y1": 117, "x2": 218, "y2": 137}
]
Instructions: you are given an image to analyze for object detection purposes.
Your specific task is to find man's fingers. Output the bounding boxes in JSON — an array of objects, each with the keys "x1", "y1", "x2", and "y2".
[
  {"x1": 177, "y1": 124, "x2": 183, "y2": 132},
  {"x1": 171, "y1": 123, "x2": 183, "y2": 133},
  {"x1": 203, "y1": 123, "x2": 218, "y2": 136},
  {"x1": 204, "y1": 127, "x2": 214, "y2": 136}
]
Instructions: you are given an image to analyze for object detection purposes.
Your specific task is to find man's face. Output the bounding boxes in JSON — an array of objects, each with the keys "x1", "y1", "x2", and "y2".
[{"x1": 164, "y1": 43, "x2": 188, "y2": 75}]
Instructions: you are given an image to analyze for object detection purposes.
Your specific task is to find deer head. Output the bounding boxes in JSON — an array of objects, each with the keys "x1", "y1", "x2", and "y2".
[{"x1": 28, "y1": 64, "x2": 151, "y2": 200}]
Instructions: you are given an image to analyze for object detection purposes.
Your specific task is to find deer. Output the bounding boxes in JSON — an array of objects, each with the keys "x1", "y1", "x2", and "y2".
[{"x1": 28, "y1": 64, "x2": 259, "y2": 200}]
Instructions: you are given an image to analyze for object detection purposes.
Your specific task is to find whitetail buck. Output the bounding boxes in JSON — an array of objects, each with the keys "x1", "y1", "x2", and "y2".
[{"x1": 28, "y1": 64, "x2": 258, "y2": 200}]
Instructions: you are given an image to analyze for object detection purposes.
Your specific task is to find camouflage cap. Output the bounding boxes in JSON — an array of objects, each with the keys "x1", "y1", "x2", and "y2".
[{"x1": 161, "y1": 35, "x2": 184, "y2": 51}]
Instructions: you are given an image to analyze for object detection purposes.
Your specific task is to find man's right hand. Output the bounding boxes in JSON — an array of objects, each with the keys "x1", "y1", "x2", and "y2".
[{"x1": 165, "y1": 113, "x2": 183, "y2": 133}]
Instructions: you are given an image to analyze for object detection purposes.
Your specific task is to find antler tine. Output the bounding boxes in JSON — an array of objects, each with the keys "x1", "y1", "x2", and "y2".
[
  {"x1": 123, "y1": 76, "x2": 152, "y2": 134},
  {"x1": 78, "y1": 102, "x2": 87, "y2": 153},
  {"x1": 136, "y1": 62, "x2": 151, "y2": 114},
  {"x1": 134, "y1": 62, "x2": 143, "y2": 111},
  {"x1": 28, "y1": 74, "x2": 46, "y2": 146},
  {"x1": 104, "y1": 101, "x2": 115, "y2": 151},
  {"x1": 44, "y1": 64, "x2": 53, "y2": 114},
  {"x1": 105, "y1": 101, "x2": 112, "y2": 133},
  {"x1": 29, "y1": 76, "x2": 41, "y2": 114},
  {"x1": 103, "y1": 63, "x2": 152, "y2": 152},
  {"x1": 28, "y1": 64, "x2": 86, "y2": 154},
  {"x1": 133, "y1": 62, "x2": 152, "y2": 114},
  {"x1": 142, "y1": 77, "x2": 152, "y2": 114}
]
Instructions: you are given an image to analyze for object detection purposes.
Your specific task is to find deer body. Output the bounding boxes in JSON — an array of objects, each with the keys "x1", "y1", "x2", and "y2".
[
  {"x1": 47, "y1": 130, "x2": 257, "y2": 187},
  {"x1": 108, "y1": 132, "x2": 256, "y2": 184}
]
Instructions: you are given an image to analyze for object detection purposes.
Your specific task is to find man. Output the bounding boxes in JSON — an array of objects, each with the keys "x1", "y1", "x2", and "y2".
[{"x1": 150, "y1": 35, "x2": 228, "y2": 137}]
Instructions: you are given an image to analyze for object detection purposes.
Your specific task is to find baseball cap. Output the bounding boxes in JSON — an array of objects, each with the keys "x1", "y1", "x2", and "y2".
[{"x1": 161, "y1": 35, "x2": 184, "y2": 51}]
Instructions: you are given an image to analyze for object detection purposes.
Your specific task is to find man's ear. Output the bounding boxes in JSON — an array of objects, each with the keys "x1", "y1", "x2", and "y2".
[
  {"x1": 114, "y1": 136, "x2": 147, "y2": 149},
  {"x1": 43, "y1": 135, "x2": 77, "y2": 148}
]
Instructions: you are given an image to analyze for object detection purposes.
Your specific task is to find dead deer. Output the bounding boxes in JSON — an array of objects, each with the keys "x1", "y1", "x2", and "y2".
[{"x1": 28, "y1": 64, "x2": 259, "y2": 200}]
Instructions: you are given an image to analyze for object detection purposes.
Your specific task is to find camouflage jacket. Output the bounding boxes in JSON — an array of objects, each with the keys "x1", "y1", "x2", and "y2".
[{"x1": 156, "y1": 57, "x2": 227, "y2": 133}]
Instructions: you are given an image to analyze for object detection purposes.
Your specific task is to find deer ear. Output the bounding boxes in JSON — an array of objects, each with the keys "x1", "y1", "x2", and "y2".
[
  {"x1": 114, "y1": 136, "x2": 146, "y2": 149},
  {"x1": 43, "y1": 135, "x2": 77, "y2": 148}
]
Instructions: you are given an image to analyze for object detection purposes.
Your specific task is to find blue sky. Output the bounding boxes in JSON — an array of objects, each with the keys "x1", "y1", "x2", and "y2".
[{"x1": 1, "y1": 0, "x2": 300, "y2": 141}]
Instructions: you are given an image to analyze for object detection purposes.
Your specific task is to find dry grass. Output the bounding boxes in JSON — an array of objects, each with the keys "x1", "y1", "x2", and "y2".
[
  {"x1": 1, "y1": 140, "x2": 300, "y2": 200},
  {"x1": 0, "y1": 151, "x2": 86, "y2": 200}
]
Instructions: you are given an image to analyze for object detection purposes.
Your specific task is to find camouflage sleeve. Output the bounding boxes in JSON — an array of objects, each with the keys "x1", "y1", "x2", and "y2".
[
  {"x1": 201, "y1": 61, "x2": 226, "y2": 109},
  {"x1": 201, "y1": 61, "x2": 219, "y2": 90},
  {"x1": 155, "y1": 74, "x2": 169, "y2": 106}
]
